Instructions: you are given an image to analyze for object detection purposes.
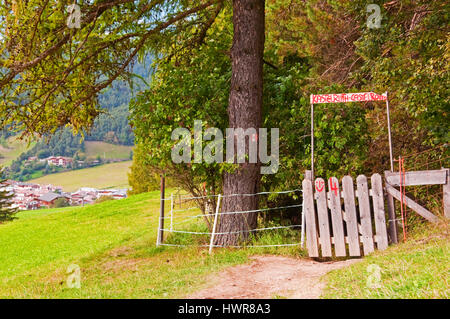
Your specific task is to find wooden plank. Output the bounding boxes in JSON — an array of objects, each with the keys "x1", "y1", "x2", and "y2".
[
  {"x1": 327, "y1": 177, "x2": 346, "y2": 257},
  {"x1": 371, "y1": 174, "x2": 389, "y2": 250},
  {"x1": 444, "y1": 169, "x2": 450, "y2": 218},
  {"x1": 327, "y1": 235, "x2": 379, "y2": 244},
  {"x1": 305, "y1": 170, "x2": 313, "y2": 181},
  {"x1": 314, "y1": 178, "x2": 332, "y2": 257},
  {"x1": 386, "y1": 192, "x2": 399, "y2": 244},
  {"x1": 356, "y1": 175, "x2": 375, "y2": 255},
  {"x1": 385, "y1": 169, "x2": 447, "y2": 186},
  {"x1": 385, "y1": 184, "x2": 439, "y2": 223},
  {"x1": 302, "y1": 179, "x2": 319, "y2": 257},
  {"x1": 342, "y1": 176, "x2": 361, "y2": 256}
]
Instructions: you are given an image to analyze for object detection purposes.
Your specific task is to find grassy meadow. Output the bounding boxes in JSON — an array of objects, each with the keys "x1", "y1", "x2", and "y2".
[
  {"x1": 323, "y1": 221, "x2": 449, "y2": 299},
  {"x1": 84, "y1": 141, "x2": 133, "y2": 160},
  {"x1": 28, "y1": 161, "x2": 132, "y2": 192},
  {"x1": 0, "y1": 190, "x2": 302, "y2": 298},
  {"x1": 0, "y1": 187, "x2": 447, "y2": 298}
]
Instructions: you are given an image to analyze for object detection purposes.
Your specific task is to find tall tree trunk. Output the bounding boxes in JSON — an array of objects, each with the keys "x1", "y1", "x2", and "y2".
[{"x1": 215, "y1": 0, "x2": 265, "y2": 246}]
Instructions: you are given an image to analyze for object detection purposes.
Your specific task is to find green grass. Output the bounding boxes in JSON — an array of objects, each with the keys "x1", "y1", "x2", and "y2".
[
  {"x1": 322, "y1": 221, "x2": 449, "y2": 299},
  {"x1": 28, "y1": 161, "x2": 132, "y2": 192},
  {"x1": 84, "y1": 141, "x2": 133, "y2": 160},
  {"x1": 0, "y1": 136, "x2": 35, "y2": 167},
  {"x1": 0, "y1": 191, "x2": 303, "y2": 298},
  {"x1": 1, "y1": 188, "x2": 447, "y2": 299}
]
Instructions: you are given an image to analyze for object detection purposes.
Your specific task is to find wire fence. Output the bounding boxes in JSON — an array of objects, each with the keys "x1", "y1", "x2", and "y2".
[
  {"x1": 398, "y1": 144, "x2": 449, "y2": 221},
  {"x1": 391, "y1": 144, "x2": 449, "y2": 241},
  {"x1": 156, "y1": 188, "x2": 305, "y2": 253}
]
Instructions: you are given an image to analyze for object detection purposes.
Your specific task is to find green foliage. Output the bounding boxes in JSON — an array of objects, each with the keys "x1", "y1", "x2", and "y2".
[
  {"x1": 50, "y1": 198, "x2": 70, "y2": 208},
  {"x1": 351, "y1": 0, "x2": 449, "y2": 145},
  {"x1": 266, "y1": 0, "x2": 449, "y2": 175},
  {"x1": 128, "y1": 144, "x2": 161, "y2": 195},
  {"x1": 0, "y1": 178, "x2": 18, "y2": 223},
  {"x1": 84, "y1": 57, "x2": 153, "y2": 146},
  {"x1": 130, "y1": 4, "x2": 372, "y2": 207},
  {"x1": 130, "y1": 7, "x2": 233, "y2": 196},
  {"x1": 0, "y1": 1, "x2": 224, "y2": 137}
]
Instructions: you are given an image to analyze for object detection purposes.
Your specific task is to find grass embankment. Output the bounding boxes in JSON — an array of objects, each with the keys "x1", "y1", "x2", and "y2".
[
  {"x1": 84, "y1": 141, "x2": 133, "y2": 160},
  {"x1": 0, "y1": 190, "x2": 302, "y2": 298},
  {"x1": 0, "y1": 136, "x2": 35, "y2": 167},
  {"x1": 323, "y1": 221, "x2": 449, "y2": 299},
  {"x1": 28, "y1": 161, "x2": 132, "y2": 192}
]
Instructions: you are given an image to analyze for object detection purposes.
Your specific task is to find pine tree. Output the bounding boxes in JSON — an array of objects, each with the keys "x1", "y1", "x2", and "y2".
[{"x1": 0, "y1": 179, "x2": 17, "y2": 223}]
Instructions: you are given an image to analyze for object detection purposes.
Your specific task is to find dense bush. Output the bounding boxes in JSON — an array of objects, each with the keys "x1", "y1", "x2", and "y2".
[{"x1": 50, "y1": 198, "x2": 70, "y2": 208}]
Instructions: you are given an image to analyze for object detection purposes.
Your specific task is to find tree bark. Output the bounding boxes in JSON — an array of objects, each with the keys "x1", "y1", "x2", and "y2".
[{"x1": 215, "y1": 0, "x2": 265, "y2": 246}]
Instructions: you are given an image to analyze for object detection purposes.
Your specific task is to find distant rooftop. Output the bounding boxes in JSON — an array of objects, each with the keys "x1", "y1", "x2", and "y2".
[{"x1": 38, "y1": 192, "x2": 64, "y2": 202}]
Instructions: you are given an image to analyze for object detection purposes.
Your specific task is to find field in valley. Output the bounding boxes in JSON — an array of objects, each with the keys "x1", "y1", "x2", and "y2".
[
  {"x1": 0, "y1": 136, "x2": 35, "y2": 167},
  {"x1": 83, "y1": 141, "x2": 133, "y2": 160},
  {"x1": 28, "y1": 161, "x2": 132, "y2": 192}
]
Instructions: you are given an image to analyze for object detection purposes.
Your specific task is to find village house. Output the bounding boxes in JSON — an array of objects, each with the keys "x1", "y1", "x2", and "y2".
[
  {"x1": 46, "y1": 156, "x2": 73, "y2": 167},
  {"x1": 38, "y1": 192, "x2": 70, "y2": 208}
]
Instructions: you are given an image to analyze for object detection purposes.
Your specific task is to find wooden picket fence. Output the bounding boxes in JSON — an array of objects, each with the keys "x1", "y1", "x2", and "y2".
[{"x1": 302, "y1": 173, "x2": 389, "y2": 258}]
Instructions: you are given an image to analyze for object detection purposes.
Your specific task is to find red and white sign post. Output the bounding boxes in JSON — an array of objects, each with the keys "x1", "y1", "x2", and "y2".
[
  {"x1": 309, "y1": 91, "x2": 393, "y2": 178},
  {"x1": 305, "y1": 91, "x2": 397, "y2": 246}
]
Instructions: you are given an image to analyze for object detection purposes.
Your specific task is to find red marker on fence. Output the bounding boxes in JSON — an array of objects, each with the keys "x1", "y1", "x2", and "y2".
[
  {"x1": 315, "y1": 179, "x2": 325, "y2": 192},
  {"x1": 329, "y1": 177, "x2": 339, "y2": 196}
]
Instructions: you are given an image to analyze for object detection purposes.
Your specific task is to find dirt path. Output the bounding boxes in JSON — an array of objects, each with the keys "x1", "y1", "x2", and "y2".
[{"x1": 188, "y1": 255, "x2": 360, "y2": 299}]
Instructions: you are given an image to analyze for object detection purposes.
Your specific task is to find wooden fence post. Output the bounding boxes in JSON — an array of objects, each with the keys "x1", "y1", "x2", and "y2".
[
  {"x1": 315, "y1": 178, "x2": 332, "y2": 257},
  {"x1": 357, "y1": 175, "x2": 375, "y2": 255},
  {"x1": 328, "y1": 177, "x2": 346, "y2": 257},
  {"x1": 386, "y1": 193, "x2": 398, "y2": 244},
  {"x1": 342, "y1": 176, "x2": 361, "y2": 256},
  {"x1": 157, "y1": 174, "x2": 165, "y2": 246},
  {"x1": 384, "y1": 171, "x2": 399, "y2": 245},
  {"x1": 302, "y1": 179, "x2": 319, "y2": 257},
  {"x1": 371, "y1": 174, "x2": 388, "y2": 250},
  {"x1": 444, "y1": 169, "x2": 449, "y2": 218}
]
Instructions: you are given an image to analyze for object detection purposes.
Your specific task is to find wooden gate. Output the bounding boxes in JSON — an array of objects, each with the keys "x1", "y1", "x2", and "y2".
[{"x1": 302, "y1": 173, "x2": 389, "y2": 258}]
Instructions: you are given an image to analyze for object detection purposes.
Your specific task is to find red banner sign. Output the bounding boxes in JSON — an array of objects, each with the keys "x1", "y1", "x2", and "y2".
[{"x1": 310, "y1": 92, "x2": 386, "y2": 104}]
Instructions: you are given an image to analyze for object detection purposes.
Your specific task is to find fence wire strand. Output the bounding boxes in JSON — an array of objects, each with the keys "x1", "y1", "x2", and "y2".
[{"x1": 158, "y1": 188, "x2": 305, "y2": 250}]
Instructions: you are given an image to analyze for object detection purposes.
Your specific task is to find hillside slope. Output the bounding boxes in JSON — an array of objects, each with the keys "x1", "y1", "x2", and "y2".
[
  {"x1": 0, "y1": 191, "x2": 447, "y2": 299},
  {"x1": 84, "y1": 141, "x2": 133, "y2": 160},
  {"x1": 28, "y1": 161, "x2": 132, "y2": 192},
  {"x1": 0, "y1": 136, "x2": 35, "y2": 167},
  {"x1": 0, "y1": 191, "x2": 253, "y2": 298}
]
